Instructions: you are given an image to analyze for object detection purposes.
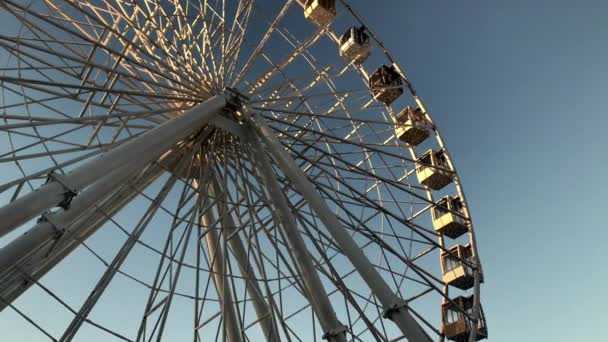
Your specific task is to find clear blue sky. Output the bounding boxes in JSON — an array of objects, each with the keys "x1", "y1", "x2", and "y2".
[
  {"x1": 2, "y1": 1, "x2": 607, "y2": 341},
  {"x1": 351, "y1": 0, "x2": 608, "y2": 340}
]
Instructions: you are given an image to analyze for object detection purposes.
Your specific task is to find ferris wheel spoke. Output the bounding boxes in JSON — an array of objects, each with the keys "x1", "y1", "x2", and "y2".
[
  {"x1": 0, "y1": 141, "x2": 124, "y2": 164},
  {"x1": 249, "y1": 87, "x2": 372, "y2": 107},
  {"x1": 229, "y1": 0, "x2": 293, "y2": 88},
  {"x1": 0, "y1": 34, "x2": 202, "y2": 101},
  {"x1": 286, "y1": 158, "x2": 449, "y2": 291},
  {"x1": 0, "y1": 80, "x2": 175, "y2": 127},
  {"x1": 294, "y1": 178, "x2": 439, "y2": 289},
  {"x1": 2, "y1": 2, "x2": 198, "y2": 95},
  {"x1": 246, "y1": 26, "x2": 326, "y2": 95},
  {"x1": 266, "y1": 118, "x2": 423, "y2": 186},
  {"x1": 265, "y1": 122, "x2": 437, "y2": 212},
  {"x1": 285, "y1": 143, "x2": 443, "y2": 245},
  {"x1": 0, "y1": 75, "x2": 201, "y2": 102},
  {"x1": 0, "y1": 296, "x2": 58, "y2": 341},
  {"x1": 255, "y1": 108, "x2": 391, "y2": 132},
  {"x1": 66, "y1": 0, "x2": 203, "y2": 92},
  {"x1": 1, "y1": 124, "x2": 92, "y2": 160},
  {"x1": 0, "y1": 114, "x2": 153, "y2": 131},
  {"x1": 137, "y1": 1, "x2": 216, "y2": 93},
  {"x1": 221, "y1": 0, "x2": 254, "y2": 86}
]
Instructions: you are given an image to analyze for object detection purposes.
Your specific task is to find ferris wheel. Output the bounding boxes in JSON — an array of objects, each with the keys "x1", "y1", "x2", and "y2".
[{"x1": 0, "y1": 0, "x2": 487, "y2": 341}]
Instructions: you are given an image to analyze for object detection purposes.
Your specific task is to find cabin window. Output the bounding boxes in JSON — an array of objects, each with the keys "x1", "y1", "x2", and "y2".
[
  {"x1": 451, "y1": 197, "x2": 463, "y2": 212},
  {"x1": 433, "y1": 198, "x2": 450, "y2": 217},
  {"x1": 445, "y1": 308, "x2": 460, "y2": 324},
  {"x1": 435, "y1": 151, "x2": 448, "y2": 167},
  {"x1": 340, "y1": 29, "x2": 352, "y2": 45},
  {"x1": 461, "y1": 246, "x2": 473, "y2": 261},
  {"x1": 418, "y1": 153, "x2": 432, "y2": 167},
  {"x1": 443, "y1": 254, "x2": 460, "y2": 272}
]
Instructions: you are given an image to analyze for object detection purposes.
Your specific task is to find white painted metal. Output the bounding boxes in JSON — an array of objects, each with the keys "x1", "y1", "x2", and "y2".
[
  {"x1": 0, "y1": 153, "x2": 173, "y2": 311},
  {"x1": 208, "y1": 175, "x2": 280, "y2": 342},
  {"x1": 199, "y1": 189, "x2": 244, "y2": 342},
  {"x1": 0, "y1": 95, "x2": 227, "y2": 237},
  {"x1": 249, "y1": 130, "x2": 347, "y2": 342},
  {"x1": 250, "y1": 118, "x2": 432, "y2": 342}
]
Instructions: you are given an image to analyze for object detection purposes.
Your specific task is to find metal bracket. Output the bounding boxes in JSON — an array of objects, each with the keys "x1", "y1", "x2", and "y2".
[
  {"x1": 382, "y1": 299, "x2": 409, "y2": 319},
  {"x1": 37, "y1": 211, "x2": 65, "y2": 236},
  {"x1": 46, "y1": 172, "x2": 78, "y2": 209},
  {"x1": 321, "y1": 325, "x2": 347, "y2": 340},
  {"x1": 36, "y1": 212, "x2": 65, "y2": 257}
]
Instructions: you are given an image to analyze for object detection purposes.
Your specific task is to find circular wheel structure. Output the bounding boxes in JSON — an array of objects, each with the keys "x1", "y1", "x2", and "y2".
[{"x1": 0, "y1": 1, "x2": 487, "y2": 341}]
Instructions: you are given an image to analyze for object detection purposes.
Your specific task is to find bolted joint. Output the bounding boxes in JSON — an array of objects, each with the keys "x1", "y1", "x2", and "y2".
[
  {"x1": 382, "y1": 299, "x2": 409, "y2": 320},
  {"x1": 46, "y1": 172, "x2": 78, "y2": 209},
  {"x1": 321, "y1": 325, "x2": 347, "y2": 340}
]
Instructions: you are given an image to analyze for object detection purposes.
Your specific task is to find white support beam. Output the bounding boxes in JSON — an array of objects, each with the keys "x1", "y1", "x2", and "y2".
[
  {"x1": 249, "y1": 117, "x2": 433, "y2": 342},
  {"x1": 249, "y1": 131, "x2": 347, "y2": 342},
  {"x1": 0, "y1": 95, "x2": 228, "y2": 237},
  {"x1": 0, "y1": 152, "x2": 177, "y2": 310},
  {"x1": 209, "y1": 174, "x2": 280, "y2": 342},
  {"x1": 198, "y1": 181, "x2": 244, "y2": 342}
]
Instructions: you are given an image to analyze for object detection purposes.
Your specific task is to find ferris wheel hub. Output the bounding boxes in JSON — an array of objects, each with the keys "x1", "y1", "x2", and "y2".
[{"x1": 223, "y1": 87, "x2": 250, "y2": 113}]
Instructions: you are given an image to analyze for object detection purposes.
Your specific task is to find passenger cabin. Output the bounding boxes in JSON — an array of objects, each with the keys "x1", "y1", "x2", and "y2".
[
  {"x1": 416, "y1": 149, "x2": 453, "y2": 190},
  {"x1": 441, "y1": 244, "x2": 483, "y2": 290},
  {"x1": 395, "y1": 106, "x2": 430, "y2": 146},
  {"x1": 369, "y1": 65, "x2": 403, "y2": 105},
  {"x1": 432, "y1": 195, "x2": 468, "y2": 239},
  {"x1": 442, "y1": 296, "x2": 488, "y2": 342},
  {"x1": 339, "y1": 26, "x2": 371, "y2": 65},
  {"x1": 304, "y1": 0, "x2": 336, "y2": 27}
]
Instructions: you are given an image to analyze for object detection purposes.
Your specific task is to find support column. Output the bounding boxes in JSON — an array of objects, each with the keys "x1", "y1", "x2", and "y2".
[
  {"x1": 249, "y1": 132, "x2": 347, "y2": 342},
  {"x1": 0, "y1": 150, "x2": 182, "y2": 278},
  {"x1": 209, "y1": 175, "x2": 280, "y2": 342},
  {"x1": 198, "y1": 181, "x2": 244, "y2": 342},
  {"x1": 250, "y1": 118, "x2": 432, "y2": 342},
  {"x1": 0, "y1": 151, "x2": 176, "y2": 310},
  {"x1": 0, "y1": 95, "x2": 227, "y2": 237}
]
